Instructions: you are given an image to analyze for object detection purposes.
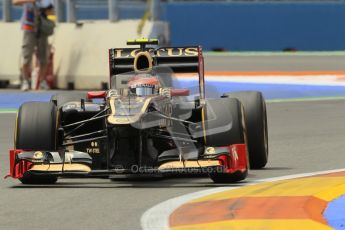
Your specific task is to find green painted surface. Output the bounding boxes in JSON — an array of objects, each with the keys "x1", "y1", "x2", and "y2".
[
  {"x1": 0, "y1": 109, "x2": 17, "y2": 113},
  {"x1": 266, "y1": 96, "x2": 345, "y2": 103}
]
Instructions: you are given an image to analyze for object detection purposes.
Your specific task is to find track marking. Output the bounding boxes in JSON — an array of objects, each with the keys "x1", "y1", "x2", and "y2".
[
  {"x1": 141, "y1": 168, "x2": 345, "y2": 230},
  {"x1": 170, "y1": 220, "x2": 331, "y2": 230},
  {"x1": 0, "y1": 109, "x2": 17, "y2": 114},
  {"x1": 204, "y1": 71, "x2": 345, "y2": 76},
  {"x1": 1, "y1": 96, "x2": 345, "y2": 114},
  {"x1": 324, "y1": 195, "x2": 345, "y2": 229},
  {"x1": 266, "y1": 96, "x2": 345, "y2": 103}
]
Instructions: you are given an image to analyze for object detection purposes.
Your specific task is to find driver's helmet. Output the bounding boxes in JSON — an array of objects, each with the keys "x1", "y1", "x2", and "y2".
[{"x1": 128, "y1": 76, "x2": 160, "y2": 96}]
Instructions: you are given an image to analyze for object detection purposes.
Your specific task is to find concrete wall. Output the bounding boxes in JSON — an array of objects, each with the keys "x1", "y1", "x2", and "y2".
[
  {"x1": 161, "y1": 2, "x2": 345, "y2": 51},
  {"x1": 0, "y1": 23, "x2": 23, "y2": 81},
  {"x1": 0, "y1": 20, "x2": 169, "y2": 89},
  {"x1": 0, "y1": 2, "x2": 146, "y2": 21},
  {"x1": 53, "y1": 20, "x2": 144, "y2": 89}
]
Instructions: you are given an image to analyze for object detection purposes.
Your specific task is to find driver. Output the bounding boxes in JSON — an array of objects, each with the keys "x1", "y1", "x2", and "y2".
[{"x1": 128, "y1": 76, "x2": 160, "y2": 96}]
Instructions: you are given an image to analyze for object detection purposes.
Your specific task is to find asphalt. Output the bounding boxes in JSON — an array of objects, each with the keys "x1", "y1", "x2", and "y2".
[
  {"x1": 1, "y1": 99, "x2": 345, "y2": 230},
  {"x1": 204, "y1": 54, "x2": 345, "y2": 71}
]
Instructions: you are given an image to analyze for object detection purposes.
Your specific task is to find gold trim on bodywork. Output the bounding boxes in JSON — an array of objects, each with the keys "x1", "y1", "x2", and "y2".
[
  {"x1": 14, "y1": 112, "x2": 18, "y2": 149},
  {"x1": 201, "y1": 106, "x2": 207, "y2": 144},
  {"x1": 107, "y1": 97, "x2": 153, "y2": 125},
  {"x1": 30, "y1": 163, "x2": 91, "y2": 172},
  {"x1": 158, "y1": 160, "x2": 220, "y2": 170}
]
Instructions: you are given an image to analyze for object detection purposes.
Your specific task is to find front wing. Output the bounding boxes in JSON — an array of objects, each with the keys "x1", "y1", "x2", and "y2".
[{"x1": 6, "y1": 144, "x2": 248, "y2": 180}]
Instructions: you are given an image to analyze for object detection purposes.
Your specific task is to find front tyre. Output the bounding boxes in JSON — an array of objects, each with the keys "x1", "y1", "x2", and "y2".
[
  {"x1": 203, "y1": 98, "x2": 248, "y2": 183},
  {"x1": 223, "y1": 91, "x2": 268, "y2": 169},
  {"x1": 15, "y1": 102, "x2": 58, "y2": 184}
]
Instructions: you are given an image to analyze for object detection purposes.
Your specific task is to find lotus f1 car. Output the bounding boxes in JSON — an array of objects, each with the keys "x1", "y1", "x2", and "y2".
[{"x1": 6, "y1": 39, "x2": 268, "y2": 184}]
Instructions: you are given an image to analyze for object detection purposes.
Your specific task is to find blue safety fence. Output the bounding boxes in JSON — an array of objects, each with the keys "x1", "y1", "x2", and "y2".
[
  {"x1": 4, "y1": 1, "x2": 345, "y2": 50},
  {"x1": 74, "y1": 1, "x2": 146, "y2": 20},
  {"x1": 0, "y1": 6, "x2": 21, "y2": 20},
  {"x1": 75, "y1": 5, "x2": 145, "y2": 20},
  {"x1": 160, "y1": 2, "x2": 345, "y2": 51}
]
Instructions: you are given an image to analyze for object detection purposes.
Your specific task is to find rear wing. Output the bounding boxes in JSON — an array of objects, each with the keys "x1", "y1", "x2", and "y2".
[
  {"x1": 108, "y1": 45, "x2": 205, "y2": 98},
  {"x1": 108, "y1": 46, "x2": 201, "y2": 75}
]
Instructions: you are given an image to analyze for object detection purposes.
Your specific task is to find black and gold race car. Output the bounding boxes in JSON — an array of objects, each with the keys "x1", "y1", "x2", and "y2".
[{"x1": 6, "y1": 39, "x2": 268, "y2": 184}]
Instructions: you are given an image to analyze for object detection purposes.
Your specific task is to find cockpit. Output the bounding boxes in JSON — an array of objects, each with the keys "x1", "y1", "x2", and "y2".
[{"x1": 128, "y1": 76, "x2": 160, "y2": 97}]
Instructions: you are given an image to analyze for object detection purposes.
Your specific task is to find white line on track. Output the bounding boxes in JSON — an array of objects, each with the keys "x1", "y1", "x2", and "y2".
[{"x1": 141, "y1": 168, "x2": 345, "y2": 230}]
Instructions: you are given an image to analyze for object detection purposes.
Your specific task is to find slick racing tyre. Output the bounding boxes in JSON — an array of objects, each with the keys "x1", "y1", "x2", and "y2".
[
  {"x1": 223, "y1": 91, "x2": 268, "y2": 169},
  {"x1": 15, "y1": 102, "x2": 58, "y2": 184},
  {"x1": 203, "y1": 98, "x2": 248, "y2": 183},
  {"x1": 50, "y1": 92, "x2": 88, "y2": 108}
]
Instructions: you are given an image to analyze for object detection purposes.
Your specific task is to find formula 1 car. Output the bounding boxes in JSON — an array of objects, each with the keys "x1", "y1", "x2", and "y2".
[{"x1": 6, "y1": 39, "x2": 268, "y2": 184}]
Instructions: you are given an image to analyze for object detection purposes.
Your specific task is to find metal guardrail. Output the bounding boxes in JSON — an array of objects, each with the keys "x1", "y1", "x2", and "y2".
[
  {"x1": 67, "y1": 0, "x2": 149, "y2": 22},
  {"x1": 2, "y1": 0, "x2": 11, "y2": 22},
  {"x1": 3, "y1": 0, "x2": 345, "y2": 22}
]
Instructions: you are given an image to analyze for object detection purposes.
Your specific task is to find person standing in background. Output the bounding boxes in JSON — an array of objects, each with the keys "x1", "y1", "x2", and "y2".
[{"x1": 12, "y1": 0, "x2": 55, "y2": 91}]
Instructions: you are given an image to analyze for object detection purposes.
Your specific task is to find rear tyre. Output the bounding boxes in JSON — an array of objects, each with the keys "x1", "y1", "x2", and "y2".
[
  {"x1": 203, "y1": 98, "x2": 248, "y2": 183},
  {"x1": 15, "y1": 102, "x2": 58, "y2": 184},
  {"x1": 50, "y1": 92, "x2": 88, "y2": 108},
  {"x1": 223, "y1": 91, "x2": 268, "y2": 169}
]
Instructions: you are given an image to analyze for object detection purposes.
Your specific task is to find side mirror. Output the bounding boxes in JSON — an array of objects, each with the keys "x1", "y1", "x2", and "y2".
[
  {"x1": 170, "y1": 88, "x2": 190, "y2": 97},
  {"x1": 87, "y1": 91, "x2": 107, "y2": 99}
]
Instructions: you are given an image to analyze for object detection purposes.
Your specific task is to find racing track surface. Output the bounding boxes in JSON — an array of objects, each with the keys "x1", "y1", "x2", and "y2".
[
  {"x1": 1, "y1": 99, "x2": 345, "y2": 230},
  {"x1": 204, "y1": 53, "x2": 345, "y2": 72},
  {"x1": 1, "y1": 54, "x2": 345, "y2": 229}
]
